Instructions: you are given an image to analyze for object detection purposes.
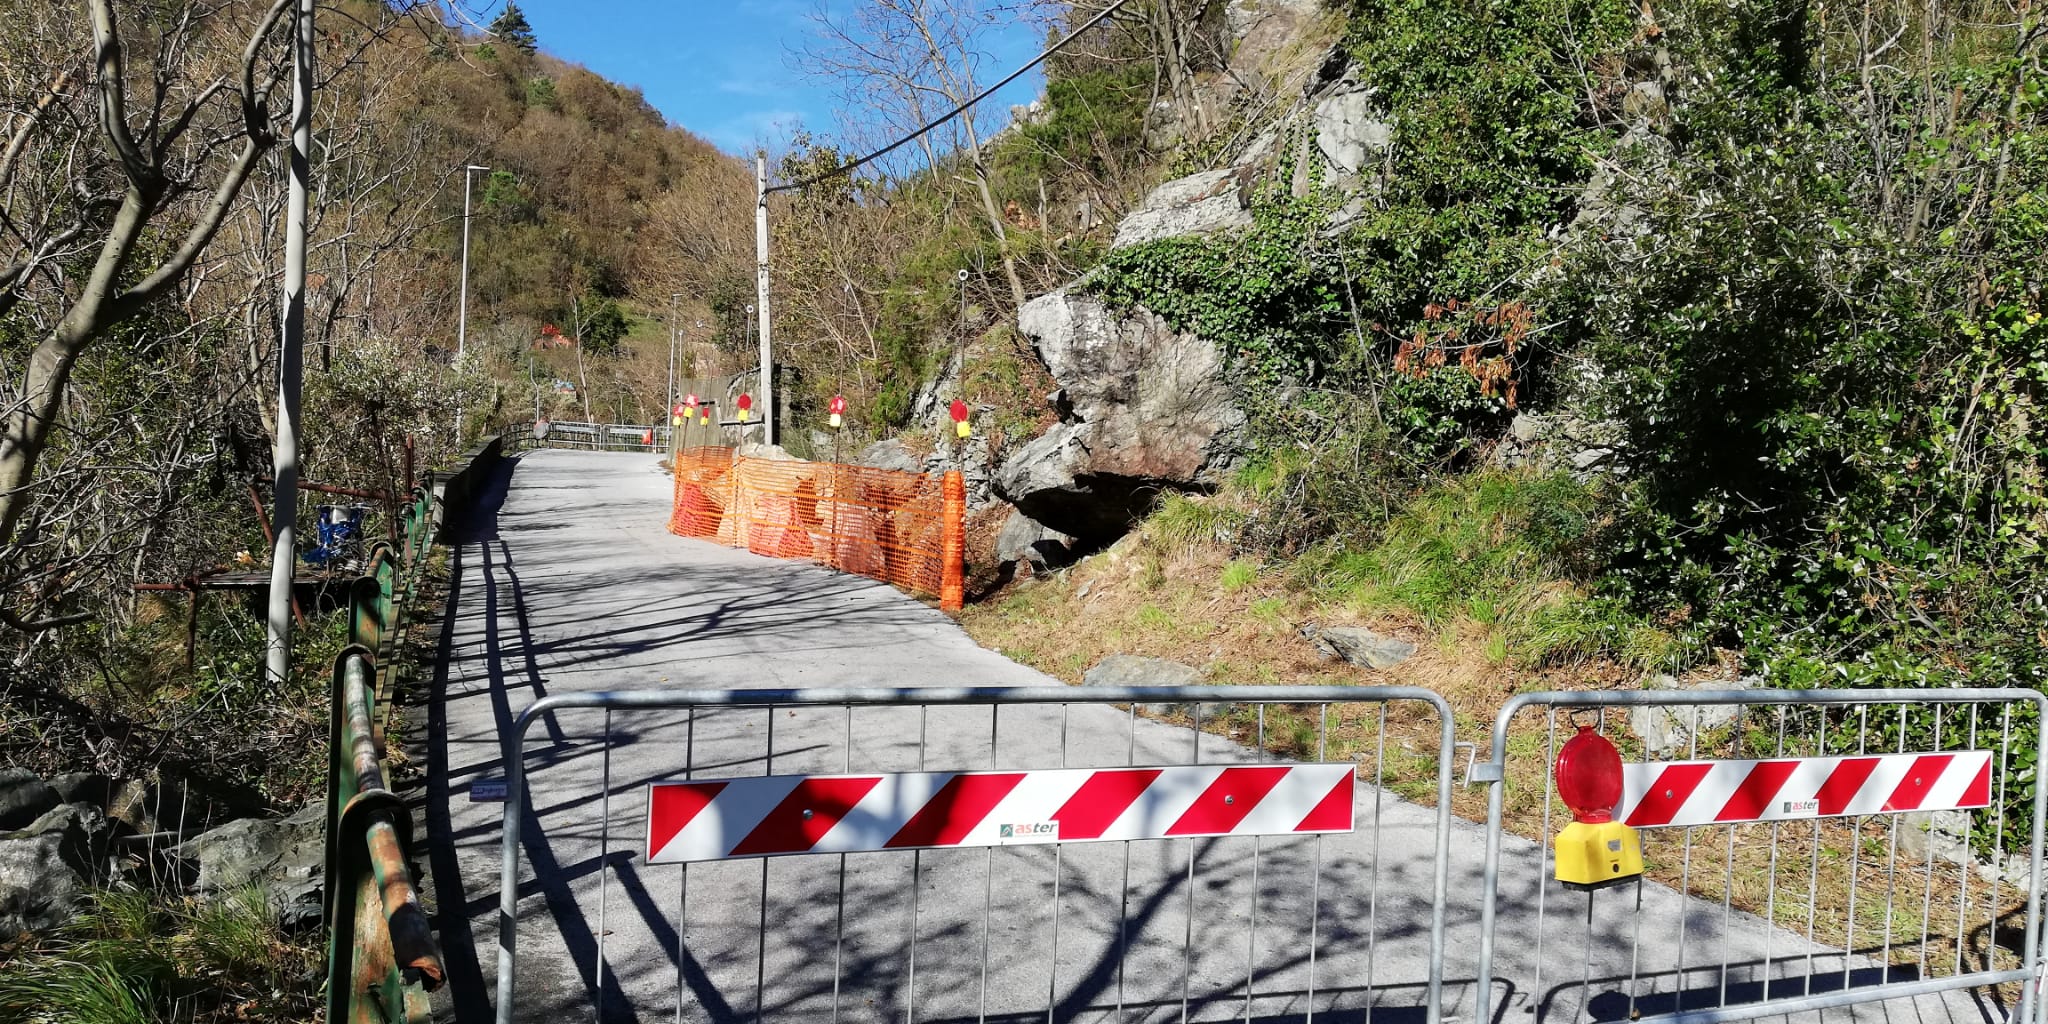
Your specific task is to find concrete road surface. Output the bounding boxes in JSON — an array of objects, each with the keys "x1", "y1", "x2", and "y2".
[{"x1": 421, "y1": 449, "x2": 2005, "y2": 1024}]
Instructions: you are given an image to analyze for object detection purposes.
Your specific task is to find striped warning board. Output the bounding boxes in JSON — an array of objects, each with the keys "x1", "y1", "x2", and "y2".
[
  {"x1": 1619, "y1": 751, "x2": 1994, "y2": 829},
  {"x1": 646, "y1": 764, "x2": 1355, "y2": 863}
]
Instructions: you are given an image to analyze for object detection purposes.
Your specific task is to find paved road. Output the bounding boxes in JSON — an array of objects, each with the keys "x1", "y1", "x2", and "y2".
[{"x1": 422, "y1": 449, "x2": 1999, "y2": 1024}]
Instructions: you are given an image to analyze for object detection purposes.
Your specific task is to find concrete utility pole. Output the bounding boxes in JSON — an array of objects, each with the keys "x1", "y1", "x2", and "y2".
[
  {"x1": 667, "y1": 292, "x2": 681, "y2": 423},
  {"x1": 457, "y1": 164, "x2": 489, "y2": 361},
  {"x1": 265, "y1": 0, "x2": 314, "y2": 686},
  {"x1": 754, "y1": 155, "x2": 774, "y2": 446}
]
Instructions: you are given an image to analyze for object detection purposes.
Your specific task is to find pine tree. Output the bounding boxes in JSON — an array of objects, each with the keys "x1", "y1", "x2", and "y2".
[{"x1": 489, "y1": 2, "x2": 537, "y2": 55}]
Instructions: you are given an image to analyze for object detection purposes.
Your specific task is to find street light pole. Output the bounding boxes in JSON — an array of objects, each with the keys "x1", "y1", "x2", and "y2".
[
  {"x1": 264, "y1": 0, "x2": 314, "y2": 687},
  {"x1": 667, "y1": 292, "x2": 681, "y2": 422},
  {"x1": 457, "y1": 163, "x2": 490, "y2": 362},
  {"x1": 755, "y1": 154, "x2": 775, "y2": 446}
]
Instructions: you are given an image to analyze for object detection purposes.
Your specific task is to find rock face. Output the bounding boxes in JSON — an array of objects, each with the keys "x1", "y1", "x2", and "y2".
[
  {"x1": 1110, "y1": 169, "x2": 1254, "y2": 250},
  {"x1": 995, "y1": 288, "x2": 1246, "y2": 542},
  {"x1": 0, "y1": 799, "x2": 115, "y2": 936},
  {"x1": 1302, "y1": 624, "x2": 1416, "y2": 670},
  {"x1": 1311, "y1": 73, "x2": 1393, "y2": 180}
]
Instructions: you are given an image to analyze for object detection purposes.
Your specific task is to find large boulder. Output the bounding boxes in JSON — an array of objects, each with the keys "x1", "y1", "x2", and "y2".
[
  {"x1": 994, "y1": 509, "x2": 1077, "y2": 573},
  {"x1": 995, "y1": 288, "x2": 1246, "y2": 542},
  {"x1": 0, "y1": 832, "x2": 80, "y2": 936},
  {"x1": 0, "y1": 800, "x2": 114, "y2": 936},
  {"x1": 1110, "y1": 169, "x2": 1254, "y2": 250},
  {"x1": 181, "y1": 801, "x2": 326, "y2": 932}
]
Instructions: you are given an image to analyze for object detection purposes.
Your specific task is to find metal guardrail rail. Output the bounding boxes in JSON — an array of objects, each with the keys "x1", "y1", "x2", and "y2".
[{"x1": 324, "y1": 480, "x2": 444, "y2": 1023}]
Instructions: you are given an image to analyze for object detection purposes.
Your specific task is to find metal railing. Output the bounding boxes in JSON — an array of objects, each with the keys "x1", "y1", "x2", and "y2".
[
  {"x1": 527, "y1": 420, "x2": 672, "y2": 451},
  {"x1": 324, "y1": 481, "x2": 446, "y2": 1022},
  {"x1": 490, "y1": 685, "x2": 1457, "y2": 1024},
  {"x1": 1472, "y1": 687, "x2": 2048, "y2": 1024}
]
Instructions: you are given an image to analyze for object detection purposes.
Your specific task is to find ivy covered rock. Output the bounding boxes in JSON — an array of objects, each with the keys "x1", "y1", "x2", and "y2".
[
  {"x1": 1109, "y1": 169, "x2": 1255, "y2": 251},
  {"x1": 995, "y1": 287, "x2": 1245, "y2": 542}
]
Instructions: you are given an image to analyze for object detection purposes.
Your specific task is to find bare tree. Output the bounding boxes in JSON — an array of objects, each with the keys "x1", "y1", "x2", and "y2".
[
  {"x1": 797, "y1": 0, "x2": 1032, "y2": 310},
  {"x1": 0, "y1": 0, "x2": 297, "y2": 561}
]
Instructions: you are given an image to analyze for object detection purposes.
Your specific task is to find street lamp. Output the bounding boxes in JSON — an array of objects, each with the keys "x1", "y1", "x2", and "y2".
[
  {"x1": 667, "y1": 292, "x2": 682, "y2": 421},
  {"x1": 457, "y1": 163, "x2": 490, "y2": 362}
]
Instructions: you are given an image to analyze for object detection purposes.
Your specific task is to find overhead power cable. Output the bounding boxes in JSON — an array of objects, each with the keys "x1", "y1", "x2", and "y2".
[{"x1": 766, "y1": 0, "x2": 1133, "y2": 196}]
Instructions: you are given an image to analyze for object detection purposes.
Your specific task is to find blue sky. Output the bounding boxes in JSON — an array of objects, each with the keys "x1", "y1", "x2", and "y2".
[{"x1": 500, "y1": 0, "x2": 1050, "y2": 156}]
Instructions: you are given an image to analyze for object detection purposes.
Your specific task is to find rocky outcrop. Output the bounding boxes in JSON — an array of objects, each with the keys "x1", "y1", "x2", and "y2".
[
  {"x1": 994, "y1": 288, "x2": 1245, "y2": 542},
  {"x1": 1111, "y1": 169, "x2": 1255, "y2": 250}
]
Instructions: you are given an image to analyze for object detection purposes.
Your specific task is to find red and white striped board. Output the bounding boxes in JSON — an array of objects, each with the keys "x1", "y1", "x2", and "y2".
[
  {"x1": 646, "y1": 764, "x2": 1355, "y2": 863},
  {"x1": 1618, "y1": 751, "x2": 1993, "y2": 829}
]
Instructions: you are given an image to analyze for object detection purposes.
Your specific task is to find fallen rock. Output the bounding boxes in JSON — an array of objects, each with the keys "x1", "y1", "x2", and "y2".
[
  {"x1": 1626, "y1": 674, "x2": 1759, "y2": 757},
  {"x1": 995, "y1": 509, "x2": 1077, "y2": 574},
  {"x1": 1110, "y1": 169, "x2": 1254, "y2": 250},
  {"x1": 1083, "y1": 655, "x2": 1204, "y2": 716},
  {"x1": 181, "y1": 801, "x2": 326, "y2": 932},
  {"x1": 995, "y1": 288, "x2": 1245, "y2": 542},
  {"x1": 0, "y1": 832, "x2": 82, "y2": 936},
  {"x1": 1301, "y1": 624, "x2": 1416, "y2": 670},
  {"x1": 1900, "y1": 809, "x2": 1973, "y2": 866},
  {"x1": 0, "y1": 769, "x2": 59, "y2": 832}
]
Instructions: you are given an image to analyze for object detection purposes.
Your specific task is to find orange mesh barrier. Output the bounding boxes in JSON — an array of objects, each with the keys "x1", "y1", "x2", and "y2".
[{"x1": 668, "y1": 446, "x2": 966, "y2": 610}]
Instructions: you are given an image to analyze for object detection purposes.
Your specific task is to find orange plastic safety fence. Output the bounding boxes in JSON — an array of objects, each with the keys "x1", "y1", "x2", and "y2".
[{"x1": 668, "y1": 446, "x2": 966, "y2": 610}]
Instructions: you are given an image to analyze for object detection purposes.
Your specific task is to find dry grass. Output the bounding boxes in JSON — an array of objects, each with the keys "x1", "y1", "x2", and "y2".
[{"x1": 960, "y1": 528, "x2": 2031, "y2": 991}]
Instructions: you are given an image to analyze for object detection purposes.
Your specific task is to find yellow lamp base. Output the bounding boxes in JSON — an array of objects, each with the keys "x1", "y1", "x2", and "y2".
[{"x1": 1553, "y1": 820, "x2": 1644, "y2": 891}]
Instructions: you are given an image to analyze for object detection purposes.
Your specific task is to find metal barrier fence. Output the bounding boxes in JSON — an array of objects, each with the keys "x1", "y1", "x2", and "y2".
[
  {"x1": 533, "y1": 420, "x2": 672, "y2": 451},
  {"x1": 326, "y1": 495, "x2": 446, "y2": 1021},
  {"x1": 1473, "y1": 688, "x2": 2048, "y2": 1024},
  {"x1": 490, "y1": 686, "x2": 1457, "y2": 1024}
]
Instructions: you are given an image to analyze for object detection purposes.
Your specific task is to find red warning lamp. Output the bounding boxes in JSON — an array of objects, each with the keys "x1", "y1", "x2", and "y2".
[
  {"x1": 949, "y1": 398, "x2": 971, "y2": 439},
  {"x1": 1552, "y1": 725, "x2": 1643, "y2": 890},
  {"x1": 736, "y1": 393, "x2": 753, "y2": 423},
  {"x1": 828, "y1": 394, "x2": 847, "y2": 429},
  {"x1": 1556, "y1": 726, "x2": 1624, "y2": 823},
  {"x1": 671, "y1": 402, "x2": 687, "y2": 427}
]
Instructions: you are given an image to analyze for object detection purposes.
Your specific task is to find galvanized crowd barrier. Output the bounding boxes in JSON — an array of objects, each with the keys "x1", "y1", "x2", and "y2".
[
  {"x1": 1472, "y1": 688, "x2": 2048, "y2": 1024},
  {"x1": 490, "y1": 686, "x2": 1457, "y2": 1024},
  {"x1": 531, "y1": 420, "x2": 671, "y2": 451}
]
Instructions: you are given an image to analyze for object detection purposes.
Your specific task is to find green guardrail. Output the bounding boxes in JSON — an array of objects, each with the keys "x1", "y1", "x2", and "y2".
[{"x1": 325, "y1": 482, "x2": 444, "y2": 1023}]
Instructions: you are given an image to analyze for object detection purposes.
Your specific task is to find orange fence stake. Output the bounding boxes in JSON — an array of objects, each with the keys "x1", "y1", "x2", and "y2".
[{"x1": 940, "y1": 470, "x2": 965, "y2": 612}]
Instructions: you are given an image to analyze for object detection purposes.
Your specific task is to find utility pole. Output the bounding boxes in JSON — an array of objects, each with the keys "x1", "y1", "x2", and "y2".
[
  {"x1": 457, "y1": 164, "x2": 490, "y2": 361},
  {"x1": 667, "y1": 292, "x2": 681, "y2": 424},
  {"x1": 265, "y1": 0, "x2": 314, "y2": 686},
  {"x1": 755, "y1": 154, "x2": 775, "y2": 446}
]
